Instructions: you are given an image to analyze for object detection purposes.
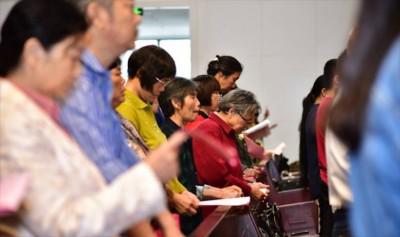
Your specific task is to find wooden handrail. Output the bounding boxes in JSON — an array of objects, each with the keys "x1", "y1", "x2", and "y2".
[
  {"x1": 189, "y1": 206, "x2": 231, "y2": 237},
  {"x1": 189, "y1": 205, "x2": 263, "y2": 237}
]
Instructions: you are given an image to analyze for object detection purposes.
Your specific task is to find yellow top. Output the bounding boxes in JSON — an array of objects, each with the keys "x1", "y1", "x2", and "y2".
[
  {"x1": 117, "y1": 89, "x2": 186, "y2": 193},
  {"x1": 117, "y1": 90, "x2": 166, "y2": 149}
]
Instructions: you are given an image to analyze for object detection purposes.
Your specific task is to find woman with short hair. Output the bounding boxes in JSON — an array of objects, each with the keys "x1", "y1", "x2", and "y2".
[{"x1": 191, "y1": 89, "x2": 269, "y2": 216}]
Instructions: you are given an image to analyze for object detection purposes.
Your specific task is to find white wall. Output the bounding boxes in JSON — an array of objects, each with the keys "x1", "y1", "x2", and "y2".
[
  {"x1": 190, "y1": 0, "x2": 359, "y2": 162},
  {"x1": 0, "y1": 0, "x2": 17, "y2": 38}
]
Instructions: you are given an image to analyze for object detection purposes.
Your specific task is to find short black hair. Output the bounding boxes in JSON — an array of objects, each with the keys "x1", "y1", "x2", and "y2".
[
  {"x1": 0, "y1": 0, "x2": 87, "y2": 76},
  {"x1": 192, "y1": 74, "x2": 220, "y2": 106},
  {"x1": 127, "y1": 45, "x2": 176, "y2": 92},
  {"x1": 323, "y1": 59, "x2": 337, "y2": 79},
  {"x1": 159, "y1": 77, "x2": 197, "y2": 118},
  {"x1": 108, "y1": 57, "x2": 122, "y2": 70}
]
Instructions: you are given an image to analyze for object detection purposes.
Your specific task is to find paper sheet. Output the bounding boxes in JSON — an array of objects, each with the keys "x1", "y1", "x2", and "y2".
[
  {"x1": 272, "y1": 142, "x2": 286, "y2": 155},
  {"x1": 243, "y1": 119, "x2": 271, "y2": 135},
  {"x1": 199, "y1": 196, "x2": 250, "y2": 206}
]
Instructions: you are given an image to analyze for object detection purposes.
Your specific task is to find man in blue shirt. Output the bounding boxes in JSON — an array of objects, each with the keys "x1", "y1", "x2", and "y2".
[
  {"x1": 61, "y1": 0, "x2": 142, "y2": 182},
  {"x1": 61, "y1": 0, "x2": 185, "y2": 236},
  {"x1": 62, "y1": 49, "x2": 137, "y2": 182},
  {"x1": 350, "y1": 36, "x2": 400, "y2": 237}
]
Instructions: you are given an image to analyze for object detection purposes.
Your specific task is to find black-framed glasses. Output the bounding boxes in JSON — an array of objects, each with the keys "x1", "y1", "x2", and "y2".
[
  {"x1": 133, "y1": 7, "x2": 143, "y2": 16},
  {"x1": 237, "y1": 112, "x2": 254, "y2": 124},
  {"x1": 155, "y1": 77, "x2": 172, "y2": 85}
]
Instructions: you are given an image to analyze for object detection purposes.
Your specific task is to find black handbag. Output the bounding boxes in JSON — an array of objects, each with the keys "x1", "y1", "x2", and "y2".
[{"x1": 251, "y1": 198, "x2": 284, "y2": 237}]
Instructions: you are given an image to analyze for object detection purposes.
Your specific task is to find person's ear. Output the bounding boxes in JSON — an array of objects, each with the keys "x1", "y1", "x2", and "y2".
[
  {"x1": 227, "y1": 107, "x2": 236, "y2": 116},
  {"x1": 321, "y1": 88, "x2": 327, "y2": 97},
  {"x1": 171, "y1": 97, "x2": 182, "y2": 110},
  {"x1": 215, "y1": 71, "x2": 224, "y2": 81},
  {"x1": 22, "y1": 38, "x2": 46, "y2": 70},
  {"x1": 87, "y1": 1, "x2": 110, "y2": 30}
]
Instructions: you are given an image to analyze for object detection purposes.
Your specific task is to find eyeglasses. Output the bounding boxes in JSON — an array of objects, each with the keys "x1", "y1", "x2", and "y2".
[
  {"x1": 133, "y1": 7, "x2": 143, "y2": 16},
  {"x1": 237, "y1": 112, "x2": 254, "y2": 124},
  {"x1": 155, "y1": 77, "x2": 172, "y2": 85}
]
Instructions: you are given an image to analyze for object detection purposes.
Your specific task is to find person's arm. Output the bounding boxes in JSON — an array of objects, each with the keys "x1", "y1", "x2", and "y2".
[
  {"x1": 1, "y1": 151, "x2": 165, "y2": 237},
  {"x1": 200, "y1": 185, "x2": 243, "y2": 199},
  {"x1": 0, "y1": 119, "x2": 187, "y2": 237},
  {"x1": 155, "y1": 209, "x2": 184, "y2": 237},
  {"x1": 170, "y1": 191, "x2": 199, "y2": 215},
  {"x1": 127, "y1": 220, "x2": 156, "y2": 237},
  {"x1": 165, "y1": 178, "x2": 186, "y2": 193},
  {"x1": 192, "y1": 128, "x2": 252, "y2": 195}
]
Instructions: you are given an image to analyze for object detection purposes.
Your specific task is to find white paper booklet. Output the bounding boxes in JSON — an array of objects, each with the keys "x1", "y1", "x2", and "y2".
[
  {"x1": 272, "y1": 142, "x2": 286, "y2": 155},
  {"x1": 243, "y1": 119, "x2": 271, "y2": 135},
  {"x1": 199, "y1": 196, "x2": 250, "y2": 206}
]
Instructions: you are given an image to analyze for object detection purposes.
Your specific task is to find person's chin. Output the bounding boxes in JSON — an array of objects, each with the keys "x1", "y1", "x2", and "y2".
[
  {"x1": 147, "y1": 95, "x2": 156, "y2": 103},
  {"x1": 190, "y1": 114, "x2": 197, "y2": 121}
]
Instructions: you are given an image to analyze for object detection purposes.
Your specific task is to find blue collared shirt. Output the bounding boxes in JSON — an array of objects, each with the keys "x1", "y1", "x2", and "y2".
[
  {"x1": 61, "y1": 50, "x2": 138, "y2": 182},
  {"x1": 350, "y1": 36, "x2": 400, "y2": 237}
]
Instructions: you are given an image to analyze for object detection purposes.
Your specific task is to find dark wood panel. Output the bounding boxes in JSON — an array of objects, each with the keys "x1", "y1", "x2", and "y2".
[{"x1": 189, "y1": 206, "x2": 263, "y2": 237}]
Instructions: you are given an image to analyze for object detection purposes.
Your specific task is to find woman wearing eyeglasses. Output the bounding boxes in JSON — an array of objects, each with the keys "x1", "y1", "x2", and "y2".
[
  {"x1": 117, "y1": 45, "x2": 200, "y2": 220},
  {"x1": 191, "y1": 89, "x2": 269, "y2": 217}
]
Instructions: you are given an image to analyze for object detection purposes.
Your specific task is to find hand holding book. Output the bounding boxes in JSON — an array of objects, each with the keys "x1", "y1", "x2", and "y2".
[{"x1": 243, "y1": 119, "x2": 277, "y2": 140}]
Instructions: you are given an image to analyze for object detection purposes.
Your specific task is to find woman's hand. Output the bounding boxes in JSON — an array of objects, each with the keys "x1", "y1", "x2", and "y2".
[
  {"x1": 243, "y1": 167, "x2": 261, "y2": 182},
  {"x1": 172, "y1": 191, "x2": 199, "y2": 215},
  {"x1": 220, "y1": 185, "x2": 243, "y2": 198},
  {"x1": 249, "y1": 182, "x2": 269, "y2": 200}
]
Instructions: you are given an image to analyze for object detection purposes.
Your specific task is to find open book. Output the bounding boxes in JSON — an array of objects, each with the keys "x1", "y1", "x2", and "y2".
[{"x1": 243, "y1": 119, "x2": 276, "y2": 140}]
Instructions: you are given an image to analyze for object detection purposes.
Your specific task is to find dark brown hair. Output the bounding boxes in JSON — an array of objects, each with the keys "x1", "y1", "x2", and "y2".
[
  {"x1": 127, "y1": 45, "x2": 176, "y2": 92},
  {"x1": 192, "y1": 75, "x2": 220, "y2": 107},
  {"x1": 207, "y1": 55, "x2": 243, "y2": 77},
  {"x1": 0, "y1": 0, "x2": 87, "y2": 76}
]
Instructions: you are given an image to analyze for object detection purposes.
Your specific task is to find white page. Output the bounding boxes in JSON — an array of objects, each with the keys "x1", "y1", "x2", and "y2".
[
  {"x1": 199, "y1": 196, "x2": 250, "y2": 206},
  {"x1": 243, "y1": 119, "x2": 271, "y2": 135}
]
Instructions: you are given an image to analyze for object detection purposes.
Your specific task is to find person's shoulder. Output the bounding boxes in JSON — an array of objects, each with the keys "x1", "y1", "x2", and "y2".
[
  {"x1": 62, "y1": 73, "x2": 94, "y2": 110},
  {"x1": 317, "y1": 97, "x2": 333, "y2": 113},
  {"x1": 194, "y1": 118, "x2": 222, "y2": 137},
  {"x1": 375, "y1": 36, "x2": 400, "y2": 92},
  {"x1": 160, "y1": 120, "x2": 176, "y2": 137}
]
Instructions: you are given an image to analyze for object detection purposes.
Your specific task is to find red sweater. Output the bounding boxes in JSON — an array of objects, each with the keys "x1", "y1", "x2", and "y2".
[
  {"x1": 185, "y1": 113, "x2": 207, "y2": 131},
  {"x1": 192, "y1": 113, "x2": 251, "y2": 195},
  {"x1": 315, "y1": 96, "x2": 333, "y2": 185}
]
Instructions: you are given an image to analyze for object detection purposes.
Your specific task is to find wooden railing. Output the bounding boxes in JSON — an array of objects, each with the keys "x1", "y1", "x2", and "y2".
[
  {"x1": 190, "y1": 161, "x2": 319, "y2": 237},
  {"x1": 189, "y1": 205, "x2": 262, "y2": 237}
]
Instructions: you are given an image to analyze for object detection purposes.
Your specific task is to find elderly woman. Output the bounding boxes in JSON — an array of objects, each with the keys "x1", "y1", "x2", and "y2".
[
  {"x1": 0, "y1": 0, "x2": 184, "y2": 236},
  {"x1": 192, "y1": 89, "x2": 269, "y2": 215},
  {"x1": 159, "y1": 78, "x2": 243, "y2": 234}
]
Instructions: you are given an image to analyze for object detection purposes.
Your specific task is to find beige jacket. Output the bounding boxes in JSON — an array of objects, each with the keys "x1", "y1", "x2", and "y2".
[{"x1": 0, "y1": 80, "x2": 165, "y2": 237}]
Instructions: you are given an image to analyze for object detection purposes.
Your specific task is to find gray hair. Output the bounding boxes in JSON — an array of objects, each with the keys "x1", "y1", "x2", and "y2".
[{"x1": 218, "y1": 89, "x2": 260, "y2": 117}]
